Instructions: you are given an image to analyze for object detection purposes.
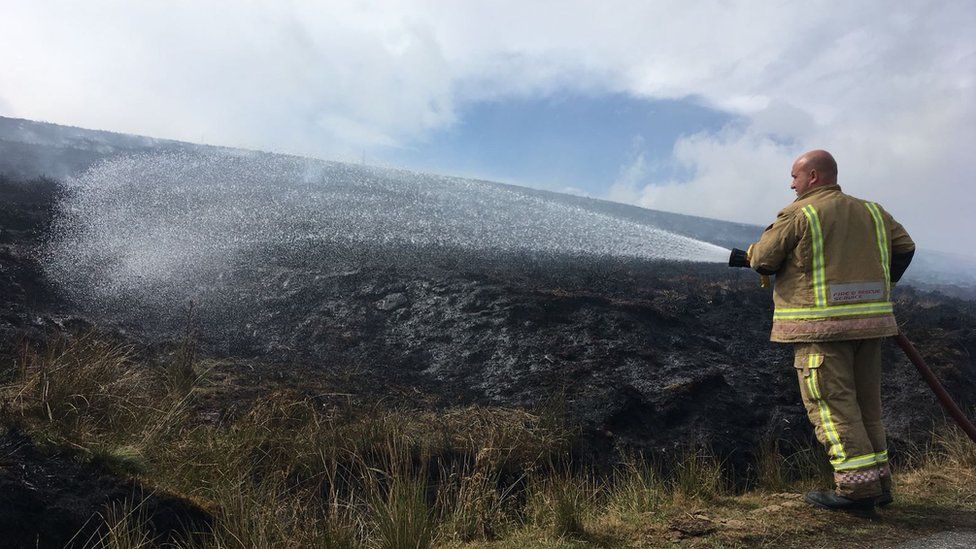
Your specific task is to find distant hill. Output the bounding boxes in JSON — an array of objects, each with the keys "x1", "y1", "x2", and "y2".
[
  {"x1": 0, "y1": 116, "x2": 238, "y2": 180},
  {"x1": 1, "y1": 115, "x2": 973, "y2": 289}
]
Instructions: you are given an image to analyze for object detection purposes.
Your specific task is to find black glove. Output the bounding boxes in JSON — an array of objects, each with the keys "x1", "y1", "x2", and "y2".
[{"x1": 728, "y1": 248, "x2": 751, "y2": 268}]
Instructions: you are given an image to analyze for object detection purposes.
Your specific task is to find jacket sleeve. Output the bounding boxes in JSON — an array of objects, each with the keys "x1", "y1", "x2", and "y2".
[
  {"x1": 881, "y1": 206, "x2": 915, "y2": 283},
  {"x1": 750, "y1": 208, "x2": 804, "y2": 276}
]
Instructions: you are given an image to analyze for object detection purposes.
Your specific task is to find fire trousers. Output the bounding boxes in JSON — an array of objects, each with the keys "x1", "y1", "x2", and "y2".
[{"x1": 794, "y1": 338, "x2": 891, "y2": 499}]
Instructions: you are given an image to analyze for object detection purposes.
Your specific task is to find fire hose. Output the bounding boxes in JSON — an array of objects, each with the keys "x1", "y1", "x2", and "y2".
[{"x1": 729, "y1": 248, "x2": 976, "y2": 444}]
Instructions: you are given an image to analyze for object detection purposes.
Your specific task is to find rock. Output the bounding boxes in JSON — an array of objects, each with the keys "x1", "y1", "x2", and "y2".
[
  {"x1": 375, "y1": 292, "x2": 408, "y2": 311},
  {"x1": 669, "y1": 516, "x2": 717, "y2": 537}
]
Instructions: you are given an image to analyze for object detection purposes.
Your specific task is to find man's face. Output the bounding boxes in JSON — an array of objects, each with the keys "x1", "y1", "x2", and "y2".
[{"x1": 790, "y1": 159, "x2": 814, "y2": 196}]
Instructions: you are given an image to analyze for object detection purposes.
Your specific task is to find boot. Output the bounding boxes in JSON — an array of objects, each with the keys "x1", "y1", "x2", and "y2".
[
  {"x1": 804, "y1": 491, "x2": 876, "y2": 513},
  {"x1": 877, "y1": 463, "x2": 893, "y2": 507},
  {"x1": 876, "y1": 490, "x2": 893, "y2": 507}
]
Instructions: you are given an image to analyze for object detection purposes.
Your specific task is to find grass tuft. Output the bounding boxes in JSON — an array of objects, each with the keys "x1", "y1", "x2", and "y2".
[
  {"x1": 608, "y1": 453, "x2": 665, "y2": 515},
  {"x1": 437, "y1": 447, "x2": 511, "y2": 541},
  {"x1": 525, "y1": 467, "x2": 598, "y2": 538},
  {"x1": 78, "y1": 499, "x2": 155, "y2": 549},
  {"x1": 89, "y1": 444, "x2": 149, "y2": 477},
  {"x1": 670, "y1": 444, "x2": 726, "y2": 501},
  {"x1": 7, "y1": 332, "x2": 144, "y2": 442},
  {"x1": 370, "y1": 476, "x2": 437, "y2": 549}
]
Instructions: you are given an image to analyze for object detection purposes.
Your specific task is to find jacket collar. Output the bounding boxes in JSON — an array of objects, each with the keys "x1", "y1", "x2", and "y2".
[{"x1": 795, "y1": 183, "x2": 842, "y2": 202}]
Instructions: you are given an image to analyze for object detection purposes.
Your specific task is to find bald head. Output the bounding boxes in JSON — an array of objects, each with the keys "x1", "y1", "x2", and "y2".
[
  {"x1": 790, "y1": 149, "x2": 838, "y2": 196},
  {"x1": 798, "y1": 150, "x2": 838, "y2": 181}
]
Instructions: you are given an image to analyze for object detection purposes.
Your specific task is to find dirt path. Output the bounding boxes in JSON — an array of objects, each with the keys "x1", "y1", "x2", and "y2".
[{"x1": 895, "y1": 530, "x2": 976, "y2": 548}]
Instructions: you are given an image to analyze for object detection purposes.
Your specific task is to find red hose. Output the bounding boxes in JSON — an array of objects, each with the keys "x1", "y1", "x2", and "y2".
[{"x1": 894, "y1": 332, "x2": 976, "y2": 444}]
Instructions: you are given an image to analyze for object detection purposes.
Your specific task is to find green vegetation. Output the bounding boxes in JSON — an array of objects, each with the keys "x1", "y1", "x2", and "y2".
[{"x1": 1, "y1": 332, "x2": 974, "y2": 548}]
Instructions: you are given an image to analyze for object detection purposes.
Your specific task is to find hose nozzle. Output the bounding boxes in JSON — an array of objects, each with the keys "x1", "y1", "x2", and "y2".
[{"x1": 728, "y1": 248, "x2": 750, "y2": 268}]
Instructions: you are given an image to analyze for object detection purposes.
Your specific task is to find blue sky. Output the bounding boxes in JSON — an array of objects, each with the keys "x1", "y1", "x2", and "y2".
[
  {"x1": 383, "y1": 94, "x2": 736, "y2": 196},
  {"x1": 2, "y1": 1, "x2": 974, "y2": 252}
]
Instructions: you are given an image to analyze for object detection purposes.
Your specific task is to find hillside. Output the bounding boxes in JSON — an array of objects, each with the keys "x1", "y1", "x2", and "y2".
[
  {"x1": 3, "y1": 167, "x2": 974, "y2": 463},
  {"x1": 5, "y1": 115, "x2": 975, "y2": 288},
  {"x1": 0, "y1": 118, "x2": 974, "y2": 547}
]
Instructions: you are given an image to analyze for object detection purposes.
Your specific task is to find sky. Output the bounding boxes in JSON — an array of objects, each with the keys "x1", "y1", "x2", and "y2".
[{"x1": 1, "y1": 1, "x2": 974, "y2": 254}]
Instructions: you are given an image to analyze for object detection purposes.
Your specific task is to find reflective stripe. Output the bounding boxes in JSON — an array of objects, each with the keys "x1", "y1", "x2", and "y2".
[
  {"x1": 807, "y1": 358, "x2": 846, "y2": 461},
  {"x1": 864, "y1": 202, "x2": 891, "y2": 293},
  {"x1": 832, "y1": 450, "x2": 889, "y2": 471},
  {"x1": 773, "y1": 302, "x2": 893, "y2": 320},
  {"x1": 801, "y1": 205, "x2": 828, "y2": 307}
]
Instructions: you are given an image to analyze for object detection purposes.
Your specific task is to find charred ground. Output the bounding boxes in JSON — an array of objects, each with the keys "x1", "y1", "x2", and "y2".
[
  {"x1": 4, "y1": 174, "x2": 975, "y2": 457},
  {"x1": 2, "y1": 174, "x2": 976, "y2": 546}
]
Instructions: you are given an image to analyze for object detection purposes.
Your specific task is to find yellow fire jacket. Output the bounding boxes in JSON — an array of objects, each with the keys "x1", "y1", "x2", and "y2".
[{"x1": 750, "y1": 184, "x2": 915, "y2": 342}]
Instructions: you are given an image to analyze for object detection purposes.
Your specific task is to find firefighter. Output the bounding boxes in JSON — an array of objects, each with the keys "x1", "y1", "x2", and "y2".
[{"x1": 731, "y1": 149, "x2": 915, "y2": 512}]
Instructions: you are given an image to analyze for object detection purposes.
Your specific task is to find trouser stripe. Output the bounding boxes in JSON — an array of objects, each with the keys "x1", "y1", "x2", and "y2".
[
  {"x1": 808, "y1": 357, "x2": 846, "y2": 461},
  {"x1": 831, "y1": 450, "x2": 889, "y2": 471}
]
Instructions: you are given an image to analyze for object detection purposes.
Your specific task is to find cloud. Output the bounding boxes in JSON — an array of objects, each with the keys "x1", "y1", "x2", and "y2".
[
  {"x1": 613, "y1": 126, "x2": 798, "y2": 224},
  {"x1": 550, "y1": 2, "x2": 973, "y2": 251},
  {"x1": 0, "y1": 2, "x2": 456, "y2": 159},
  {"x1": 1, "y1": 1, "x2": 973, "y2": 250}
]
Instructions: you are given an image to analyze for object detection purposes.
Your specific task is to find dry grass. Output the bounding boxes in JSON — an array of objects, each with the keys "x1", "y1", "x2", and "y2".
[
  {"x1": 2, "y1": 333, "x2": 974, "y2": 548},
  {"x1": 525, "y1": 468, "x2": 600, "y2": 538},
  {"x1": 670, "y1": 444, "x2": 726, "y2": 501},
  {"x1": 5, "y1": 333, "x2": 145, "y2": 441},
  {"x1": 896, "y1": 423, "x2": 976, "y2": 509},
  {"x1": 606, "y1": 453, "x2": 665, "y2": 515}
]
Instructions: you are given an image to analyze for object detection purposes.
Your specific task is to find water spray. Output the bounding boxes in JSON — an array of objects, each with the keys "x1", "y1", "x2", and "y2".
[{"x1": 43, "y1": 151, "x2": 730, "y2": 319}]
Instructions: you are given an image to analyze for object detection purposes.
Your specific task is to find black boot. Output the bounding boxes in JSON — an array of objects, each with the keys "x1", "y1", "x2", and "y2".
[
  {"x1": 876, "y1": 490, "x2": 893, "y2": 507},
  {"x1": 878, "y1": 473, "x2": 894, "y2": 507},
  {"x1": 804, "y1": 491, "x2": 876, "y2": 513}
]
